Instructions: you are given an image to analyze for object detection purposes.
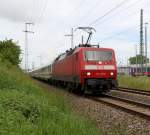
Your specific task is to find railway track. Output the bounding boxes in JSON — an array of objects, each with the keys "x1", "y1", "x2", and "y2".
[
  {"x1": 86, "y1": 94, "x2": 150, "y2": 120},
  {"x1": 112, "y1": 87, "x2": 150, "y2": 96}
]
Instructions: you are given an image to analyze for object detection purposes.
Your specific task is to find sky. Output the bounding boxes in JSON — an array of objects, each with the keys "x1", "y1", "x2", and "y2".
[{"x1": 0, "y1": 0, "x2": 150, "y2": 70}]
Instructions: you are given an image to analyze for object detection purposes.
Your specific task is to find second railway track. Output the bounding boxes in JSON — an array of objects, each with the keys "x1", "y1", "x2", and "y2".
[
  {"x1": 86, "y1": 94, "x2": 150, "y2": 120},
  {"x1": 112, "y1": 87, "x2": 150, "y2": 96}
]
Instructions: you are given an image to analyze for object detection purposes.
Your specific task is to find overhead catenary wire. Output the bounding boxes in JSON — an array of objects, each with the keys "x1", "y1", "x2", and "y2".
[
  {"x1": 74, "y1": 0, "x2": 149, "y2": 49},
  {"x1": 75, "y1": 0, "x2": 144, "y2": 46},
  {"x1": 99, "y1": 25, "x2": 140, "y2": 42},
  {"x1": 35, "y1": 0, "x2": 49, "y2": 22},
  {"x1": 89, "y1": 0, "x2": 131, "y2": 26},
  {"x1": 97, "y1": 13, "x2": 150, "y2": 43},
  {"x1": 78, "y1": 0, "x2": 103, "y2": 24},
  {"x1": 86, "y1": 0, "x2": 147, "y2": 44},
  {"x1": 38, "y1": 0, "x2": 48, "y2": 22},
  {"x1": 70, "y1": 0, "x2": 89, "y2": 15},
  {"x1": 74, "y1": 0, "x2": 131, "y2": 43},
  {"x1": 89, "y1": 0, "x2": 142, "y2": 26},
  {"x1": 99, "y1": 18, "x2": 149, "y2": 43},
  {"x1": 32, "y1": 0, "x2": 42, "y2": 22},
  {"x1": 28, "y1": 0, "x2": 49, "y2": 69}
]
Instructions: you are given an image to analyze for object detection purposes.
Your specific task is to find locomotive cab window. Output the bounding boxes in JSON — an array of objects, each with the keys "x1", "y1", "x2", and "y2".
[{"x1": 85, "y1": 50, "x2": 112, "y2": 61}]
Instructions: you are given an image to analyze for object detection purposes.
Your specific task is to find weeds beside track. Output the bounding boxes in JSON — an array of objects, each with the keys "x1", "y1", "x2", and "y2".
[{"x1": 0, "y1": 61, "x2": 101, "y2": 135}]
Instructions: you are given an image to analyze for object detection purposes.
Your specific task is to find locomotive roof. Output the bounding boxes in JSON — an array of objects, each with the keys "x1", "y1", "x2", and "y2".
[
  {"x1": 54, "y1": 46, "x2": 114, "y2": 62},
  {"x1": 74, "y1": 46, "x2": 114, "y2": 53}
]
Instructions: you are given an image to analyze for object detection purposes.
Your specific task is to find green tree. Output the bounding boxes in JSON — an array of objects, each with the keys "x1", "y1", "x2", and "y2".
[
  {"x1": 0, "y1": 39, "x2": 21, "y2": 66},
  {"x1": 129, "y1": 55, "x2": 149, "y2": 65}
]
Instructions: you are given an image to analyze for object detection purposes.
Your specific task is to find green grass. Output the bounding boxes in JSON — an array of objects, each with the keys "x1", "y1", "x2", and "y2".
[
  {"x1": 0, "y1": 61, "x2": 101, "y2": 135},
  {"x1": 118, "y1": 75, "x2": 150, "y2": 91}
]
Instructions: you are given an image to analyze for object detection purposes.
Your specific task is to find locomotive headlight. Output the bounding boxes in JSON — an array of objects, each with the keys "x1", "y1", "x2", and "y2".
[
  {"x1": 87, "y1": 72, "x2": 91, "y2": 76},
  {"x1": 110, "y1": 72, "x2": 114, "y2": 76}
]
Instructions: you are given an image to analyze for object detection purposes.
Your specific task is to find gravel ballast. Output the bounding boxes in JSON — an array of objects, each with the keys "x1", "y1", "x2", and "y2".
[
  {"x1": 34, "y1": 80, "x2": 150, "y2": 135},
  {"x1": 66, "y1": 93, "x2": 150, "y2": 135}
]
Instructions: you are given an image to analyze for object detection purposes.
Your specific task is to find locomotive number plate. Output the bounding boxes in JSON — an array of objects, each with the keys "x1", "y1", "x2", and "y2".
[{"x1": 96, "y1": 72, "x2": 106, "y2": 76}]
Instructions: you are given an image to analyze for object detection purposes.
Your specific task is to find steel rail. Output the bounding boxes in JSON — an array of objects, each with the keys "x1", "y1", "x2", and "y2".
[
  {"x1": 104, "y1": 94, "x2": 150, "y2": 108},
  {"x1": 119, "y1": 87, "x2": 150, "y2": 93},
  {"x1": 112, "y1": 87, "x2": 150, "y2": 96},
  {"x1": 85, "y1": 95, "x2": 150, "y2": 120}
]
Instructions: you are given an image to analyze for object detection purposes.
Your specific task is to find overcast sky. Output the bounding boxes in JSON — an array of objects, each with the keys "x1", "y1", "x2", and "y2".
[{"x1": 0, "y1": 0, "x2": 150, "y2": 69}]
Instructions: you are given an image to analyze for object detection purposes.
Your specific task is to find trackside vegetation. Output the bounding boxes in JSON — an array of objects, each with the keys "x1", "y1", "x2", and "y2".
[
  {"x1": 0, "y1": 39, "x2": 21, "y2": 66},
  {"x1": 118, "y1": 75, "x2": 150, "y2": 91},
  {"x1": 0, "y1": 49, "x2": 101, "y2": 134}
]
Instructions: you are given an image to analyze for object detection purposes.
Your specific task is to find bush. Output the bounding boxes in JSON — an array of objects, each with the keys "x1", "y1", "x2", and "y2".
[{"x1": 0, "y1": 39, "x2": 21, "y2": 66}]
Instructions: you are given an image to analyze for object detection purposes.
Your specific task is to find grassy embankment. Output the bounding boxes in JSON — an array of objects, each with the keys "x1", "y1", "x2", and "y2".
[
  {"x1": 0, "y1": 61, "x2": 101, "y2": 135},
  {"x1": 118, "y1": 75, "x2": 150, "y2": 91}
]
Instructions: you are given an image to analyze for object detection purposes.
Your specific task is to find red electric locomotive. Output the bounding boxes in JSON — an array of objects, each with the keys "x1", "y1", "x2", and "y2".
[
  {"x1": 31, "y1": 27, "x2": 118, "y2": 94},
  {"x1": 52, "y1": 44, "x2": 118, "y2": 94}
]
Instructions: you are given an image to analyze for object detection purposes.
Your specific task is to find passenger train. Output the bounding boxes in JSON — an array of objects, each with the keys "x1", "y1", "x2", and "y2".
[{"x1": 31, "y1": 44, "x2": 118, "y2": 94}]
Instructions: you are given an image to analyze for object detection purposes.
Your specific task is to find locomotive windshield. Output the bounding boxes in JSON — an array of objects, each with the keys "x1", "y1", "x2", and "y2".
[{"x1": 85, "y1": 50, "x2": 112, "y2": 61}]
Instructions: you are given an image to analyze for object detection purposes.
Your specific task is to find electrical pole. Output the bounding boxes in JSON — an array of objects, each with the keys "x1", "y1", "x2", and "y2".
[
  {"x1": 140, "y1": 9, "x2": 144, "y2": 74},
  {"x1": 81, "y1": 35, "x2": 84, "y2": 44},
  {"x1": 23, "y1": 23, "x2": 34, "y2": 72},
  {"x1": 135, "y1": 44, "x2": 138, "y2": 74},
  {"x1": 145, "y1": 22, "x2": 148, "y2": 74},
  {"x1": 65, "y1": 28, "x2": 74, "y2": 48}
]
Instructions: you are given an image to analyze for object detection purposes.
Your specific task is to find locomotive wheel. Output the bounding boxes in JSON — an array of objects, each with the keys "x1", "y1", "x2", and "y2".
[
  {"x1": 80, "y1": 89, "x2": 85, "y2": 95},
  {"x1": 52, "y1": 80, "x2": 56, "y2": 86},
  {"x1": 92, "y1": 90, "x2": 101, "y2": 96},
  {"x1": 103, "y1": 84, "x2": 111, "y2": 93},
  {"x1": 66, "y1": 83, "x2": 73, "y2": 92},
  {"x1": 79, "y1": 85, "x2": 85, "y2": 95}
]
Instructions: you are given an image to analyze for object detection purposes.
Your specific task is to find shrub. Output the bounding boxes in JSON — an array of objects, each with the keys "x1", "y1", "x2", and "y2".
[{"x1": 0, "y1": 39, "x2": 21, "y2": 66}]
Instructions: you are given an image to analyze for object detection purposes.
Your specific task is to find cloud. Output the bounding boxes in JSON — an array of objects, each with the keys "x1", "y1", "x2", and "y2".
[
  {"x1": 0, "y1": 0, "x2": 45, "y2": 22},
  {"x1": 0, "y1": 0, "x2": 150, "y2": 69}
]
